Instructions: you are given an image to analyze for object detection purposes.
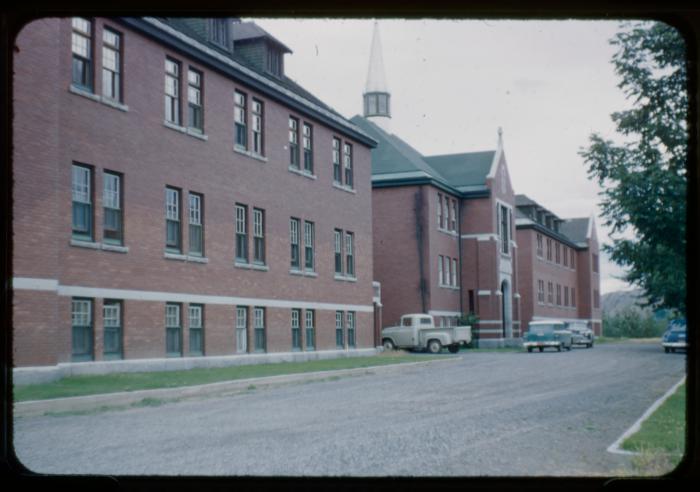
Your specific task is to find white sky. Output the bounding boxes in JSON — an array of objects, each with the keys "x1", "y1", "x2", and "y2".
[{"x1": 251, "y1": 18, "x2": 645, "y2": 294}]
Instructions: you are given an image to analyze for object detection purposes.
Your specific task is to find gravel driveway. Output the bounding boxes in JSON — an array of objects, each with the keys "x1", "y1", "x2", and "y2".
[{"x1": 13, "y1": 341, "x2": 686, "y2": 477}]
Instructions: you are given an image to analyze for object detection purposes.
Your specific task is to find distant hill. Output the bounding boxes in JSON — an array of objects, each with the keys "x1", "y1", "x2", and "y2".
[{"x1": 602, "y1": 289, "x2": 649, "y2": 316}]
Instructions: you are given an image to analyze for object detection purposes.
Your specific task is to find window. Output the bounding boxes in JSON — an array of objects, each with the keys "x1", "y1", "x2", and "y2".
[
  {"x1": 546, "y1": 238, "x2": 553, "y2": 261},
  {"x1": 437, "y1": 193, "x2": 442, "y2": 227},
  {"x1": 165, "y1": 303, "x2": 182, "y2": 356},
  {"x1": 537, "y1": 280, "x2": 545, "y2": 304},
  {"x1": 187, "y1": 69, "x2": 203, "y2": 132},
  {"x1": 499, "y1": 204, "x2": 510, "y2": 255},
  {"x1": 570, "y1": 249, "x2": 576, "y2": 269},
  {"x1": 291, "y1": 309, "x2": 302, "y2": 351},
  {"x1": 343, "y1": 143, "x2": 353, "y2": 188},
  {"x1": 438, "y1": 256, "x2": 444, "y2": 285},
  {"x1": 235, "y1": 204, "x2": 248, "y2": 262},
  {"x1": 303, "y1": 123, "x2": 313, "y2": 173},
  {"x1": 253, "y1": 208, "x2": 265, "y2": 265},
  {"x1": 536, "y1": 234, "x2": 543, "y2": 258},
  {"x1": 345, "y1": 232, "x2": 355, "y2": 277},
  {"x1": 443, "y1": 197, "x2": 449, "y2": 230},
  {"x1": 333, "y1": 138, "x2": 342, "y2": 184},
  {"x1": 451, "y1": 200, "x2": 457, "y2": 232},
  {"x1": 547, "y1": 282, "x2": 554, "y2": 305},
  {"x1": 304, "y1": 221, "x2": 314, "y2": 271},
  {"x1": 236, "y1": 306, "x2": 248, "y2": 353},
  {"x1": 267, "y1": 48, "x2": 282, "y2": 77},
  {"x1": 555, "y1": 243, "x2": 561, "y2": 264},
  {"x1": 71, "y1": 18, "x2": 93, "y2": 91},
  {"x1": 592, "y1": 254, "x2": 600, "y2": 273},
  {"x1": 234, "y1": 91, "x2": 247, "y2": 149},
  {"x1": 165, "y1": 187, "x2": 181, "y2": 252},
  {"x1": 254, "y1": 307, "x2": 266, "y2": 352},
  {"x1": 334, "y1": 229, "x2": 343, "y2": 274},
  {"x1": 564, "y1": 286, "x2": 569, "y2": 307},
  {"x1": 289, "y1": 117, "x2": 299, "y2": 168},
  {"x1": 305, "y1": 310, "x2": 315, "y2": 350},
  {"x1": 209, "y1": 18, "x2": 230, "y2": 48},
  {"x1": 72, "y1": 164, "x2": 92, "y2": 240},
  {"x1": 251, "y1": 99, "x2": 264, "y2": 155},
  {"x1": 290, "y1": 218, "x2": 300, "y2": 269},
  {"x1": 71, "y1": 298, "x2": 93, "y2": 361},
  {"x1": 572, "y1": 287, "x2": 577, "y2": 308},
  {"x1": 556, "y1": 284, "x2": 562, "y2": 306},
  {"x1": 563, "y1": 246, "x2": 568, "y2": 267},
  {"x1": 452, "y1": 258, "x2": 458, "y2": 287},
  {"x1": 165, "y1": 58, "x2": 180, "y2": 125},
  {"x1": 347, "y1": 312, "x2": 356, "y2": 348},
  {"x1": 103, "y1": 300, "x2": 122, "y2": 359},
  {"x1": 336, "y1": 311, "x2": 344, "y2": 348},
  {"x1": 189, "y1": 193, "x2": 203, "y2": 256},
  {"x1": 102, "y1": 28, "x2": 121, "y2": 101},
  {"x1": 189, "y1": 304, "x2": 204, "y2": 356},
  {"x1": 103, "y1": 171, "x2": 122, "y2": 245}
]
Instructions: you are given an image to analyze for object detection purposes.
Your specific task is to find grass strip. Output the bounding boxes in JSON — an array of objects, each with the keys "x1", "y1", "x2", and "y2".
[
  {"x1": 621, "y1": 382, "x2": 685, "y2": 455},
  {"x1": 14, "y1": 353, "x2": 446, "y2": 402}
]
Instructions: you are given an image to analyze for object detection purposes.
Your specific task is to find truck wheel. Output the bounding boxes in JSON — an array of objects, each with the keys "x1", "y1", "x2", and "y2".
[
  {"x1": 427, "y1": 339, "x2": 442, "y2": 354},
  {"x1": 527, "y1": 347, "x2": 533, "y2": 353},
  {"x1": 448, "y1": 344, "x2": 459, "y2": 354},
  {"x1": 382, "y1": 339, "x2": 395, "y2": 351},
  {"x1": 557, "y1": 344, "x2": 562, "y2": 352}
]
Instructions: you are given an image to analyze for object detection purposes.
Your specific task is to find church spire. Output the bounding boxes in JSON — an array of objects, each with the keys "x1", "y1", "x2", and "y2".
[{"x1": 363, "y1": 21, "x2": 391, "y2": 131}]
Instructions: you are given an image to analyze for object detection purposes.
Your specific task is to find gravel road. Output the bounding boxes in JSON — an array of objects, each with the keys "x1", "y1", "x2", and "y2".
[{"x1": 13, "y1": 341, "x2": 686, "y2": 477}]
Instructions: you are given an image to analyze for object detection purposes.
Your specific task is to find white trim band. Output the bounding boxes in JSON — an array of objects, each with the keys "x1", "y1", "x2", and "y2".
[
  {"x1": 12, "y1": 277, "x2": 374, "y2": 313},
  {"x1": 428, "y1": 310, "x2": 462, "y2": 317}
]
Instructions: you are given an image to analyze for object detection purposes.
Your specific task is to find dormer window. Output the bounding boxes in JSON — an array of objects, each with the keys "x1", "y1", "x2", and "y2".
[
  {"x1": 267, "y1": 47, "x2": 282, "y2": 77},
  {"x1": 364, "y1": 92, "x2": 390, "y2": 118},
  {"x1": 209, "y1": 18, "x2": 231, "y2": 50}
]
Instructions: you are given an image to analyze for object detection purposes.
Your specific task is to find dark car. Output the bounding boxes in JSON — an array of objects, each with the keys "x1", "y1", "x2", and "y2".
[{"x1": 662, "y1": 319, "x2": 687, "y2": 353}]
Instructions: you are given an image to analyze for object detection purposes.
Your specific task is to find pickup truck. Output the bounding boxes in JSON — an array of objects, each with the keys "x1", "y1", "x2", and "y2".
[{"x1": 381, "y1": 314, "x2": 472, "y2": 354}]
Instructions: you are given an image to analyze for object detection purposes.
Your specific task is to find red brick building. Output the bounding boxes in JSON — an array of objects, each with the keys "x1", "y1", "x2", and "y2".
[
  {"x1": 515, "y1": 195, "x2": 603, "y2": 335},
  {"x1": 12, "y1": 17, "x2": 378, "y2": 368}
]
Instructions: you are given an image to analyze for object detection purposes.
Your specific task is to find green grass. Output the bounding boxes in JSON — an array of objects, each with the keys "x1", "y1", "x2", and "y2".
[
  {"x1": 621, "y1": 383, "x2": 685, "y2": 457},
  {"x1": 14, "y1": 353, "x2": 445, "y2": 402}
]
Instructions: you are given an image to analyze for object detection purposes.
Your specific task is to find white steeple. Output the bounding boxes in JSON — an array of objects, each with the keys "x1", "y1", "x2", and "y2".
[{"x1": 363, "y1": 21, "x2": 391, "y2": 132}]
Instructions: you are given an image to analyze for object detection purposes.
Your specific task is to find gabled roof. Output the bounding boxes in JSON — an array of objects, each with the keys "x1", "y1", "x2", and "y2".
[
  {"x1": 424, "y1": 151, "x2": 495, "y2": 192},
  {"x1": 231, "y1": 21, "x2": 292, "y2": 53},
  {"x1": 350, "y1": 115, "x2": 492, "y2": 196},
  {"x1": 559, "y1": 218, "x2": 591, "y2": 245}
]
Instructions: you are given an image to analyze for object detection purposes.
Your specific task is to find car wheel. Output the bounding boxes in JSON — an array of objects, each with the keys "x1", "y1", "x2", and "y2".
[
  {"x1": 447, "y1": 344, "x2": 460, "y2": 354},
  {"x1": 427, "y1": 339, "x2": 442, "y2": 354},
  {"x1": 557, "y1": 344, "x2": 562, "y2": 352},
  {"x1": 670, "y1": 348, "x2": 675, "y2": 353},
  {"x1": 664, "y1": 347, "x2": 670, "y2": 353},
  {"x1": 382, "y1": 339, "x2": 395, "y2": 351},
  {"x1": 538, "y1": 347, "x2": 543, "y2": 353},
  {"x1": 527, "y1": 347, "x2": 533, "y2": 353}
]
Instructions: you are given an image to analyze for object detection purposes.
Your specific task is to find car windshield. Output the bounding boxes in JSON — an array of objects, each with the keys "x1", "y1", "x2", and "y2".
[
  {"x1": 529, "y1": 324, "x2": 555, "y2": 333},
  {"x1": 670, "y1": 325, "x2": 686, "y2": 333}
]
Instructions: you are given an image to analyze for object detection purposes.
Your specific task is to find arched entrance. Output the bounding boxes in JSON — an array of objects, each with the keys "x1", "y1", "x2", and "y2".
[{"x1": 501, "y1": 279, "x2": 513, "y2": 339}]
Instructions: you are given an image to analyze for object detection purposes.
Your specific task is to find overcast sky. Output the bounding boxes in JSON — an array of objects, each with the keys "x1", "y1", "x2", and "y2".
[{"x1": 251, "y1": 18, "x2": 648, "y2": 294}]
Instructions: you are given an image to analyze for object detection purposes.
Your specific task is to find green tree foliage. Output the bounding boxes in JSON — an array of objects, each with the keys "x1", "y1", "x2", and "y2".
[
  {"x1": 580, "y1": 22, "x2": 687, "y2": 315},
  {"x1": 602, "y1": 308, "x2": 667, "y2": 338}
]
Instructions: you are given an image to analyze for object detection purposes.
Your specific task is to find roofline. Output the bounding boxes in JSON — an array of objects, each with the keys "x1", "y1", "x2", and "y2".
[
  {"x1": 118, "y1": 17, "x2": 377, "y2": 148},
  {"x1": 372, "y1": 176, "x2": 490, "y2": 198},
  {"x1": 515, "y1": 219, "x2": 587, "y2": 250},
  {"x1": 486, "y1": 146, "x2": 502, "y2": 180}
]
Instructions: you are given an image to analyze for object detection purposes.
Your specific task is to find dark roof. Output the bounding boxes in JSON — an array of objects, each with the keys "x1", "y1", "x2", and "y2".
[
  {"x1": 424, "y1": 151, "x2": 494, "y2": 188},
  {"x1": 559, "y1": 218, "x2": 590, "y2": 243},
  {"x1": 231, "y1": 22, "x2": 292, "y2": 53},
  {"x1": 135, "y1": 18, "x2": 374, "y2": 146},
  {"x1": 515, "y1": 194, "x2": 538, "y2": 207},
  {"x1": 350, "y1": 116, "x2": 493, "y2": 196}
]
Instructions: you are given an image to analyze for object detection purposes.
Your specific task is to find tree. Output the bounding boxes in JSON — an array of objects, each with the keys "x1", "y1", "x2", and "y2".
[{"x1": 580, "y1": 21, "x2": 687, "y2": 315}]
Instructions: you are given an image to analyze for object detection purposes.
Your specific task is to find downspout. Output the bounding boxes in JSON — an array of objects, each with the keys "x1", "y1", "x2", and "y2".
[
  {"x1": 458, "y1": 198, "x2": 464, "y2": 316},
  {"x1": 414, "y1": 187, "x2": 427, "y2": 313}
]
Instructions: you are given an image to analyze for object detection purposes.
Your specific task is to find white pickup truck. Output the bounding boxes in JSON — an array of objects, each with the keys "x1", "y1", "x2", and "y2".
[{"x1": 381, "y1": 314, "x2": 472, "y2": 354}]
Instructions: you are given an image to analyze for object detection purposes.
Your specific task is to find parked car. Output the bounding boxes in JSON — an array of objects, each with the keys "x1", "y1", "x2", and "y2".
[
  {"x1": 381, "y1": 314, "x2": 472, "y2": 354},
  {"x1": 662, "y1": 319, "x2": 687, "y2": 353},
  {"x1": 523, "y1": 320, "x2": 573, "y2": 352},
  {"x1": 568, "y1": 321, "x2": 594, "y2": 348}
]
